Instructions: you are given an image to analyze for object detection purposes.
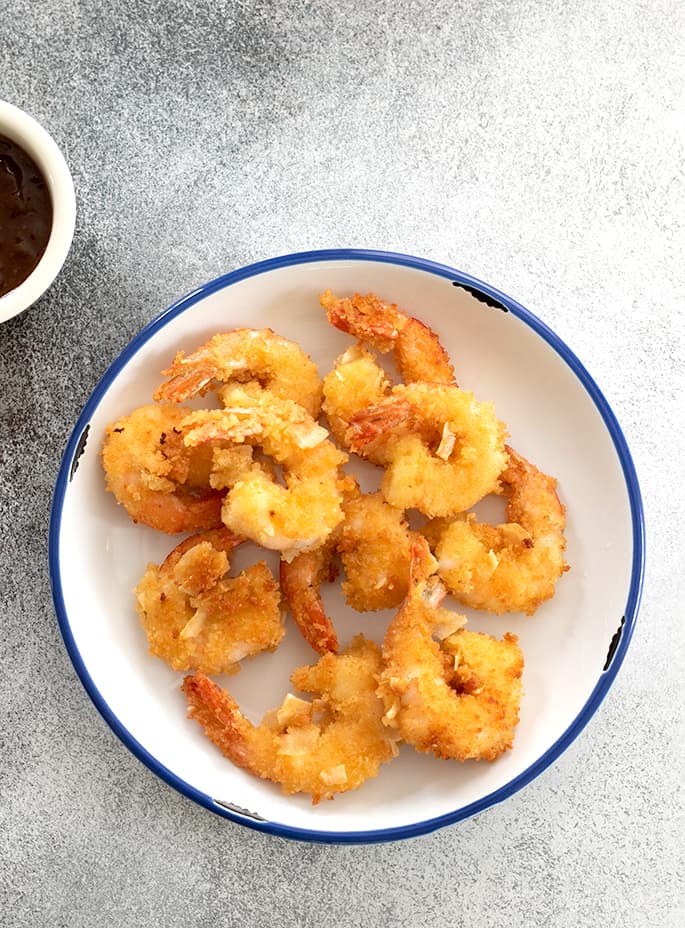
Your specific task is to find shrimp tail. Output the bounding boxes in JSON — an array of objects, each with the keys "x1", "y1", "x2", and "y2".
[
  {"x1": 394, "y1": 317, "x2": 456, "y2": 385},
  {"x1": 345, "y1": 396, "x2": 414, "y2": 455},
  {"x1": 408, "y1": 535, "x2": 440, "y2": 586},
  {"x1": 280, "y1": 547, "x2": 340, "y2": 654},
  {"x1": 321, "y1": 289, "x2": 400, "y2": 352},
  {"x1": 160, "y1": 526, "x2": 244, "y2": 574},
  {"x1": 182, "y1": 672, "x2": 255, "y2": 770},
  {"x1": 321, "y1": 289, "x2": 456, "y2": 385},
  {"x1": 154, "y1": 351, "x2": 216, "y2": 403}
]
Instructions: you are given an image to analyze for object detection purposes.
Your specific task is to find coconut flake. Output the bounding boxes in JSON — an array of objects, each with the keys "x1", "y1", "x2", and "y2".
[{"x1": 436, "y1": 423, "x2": 457, "y2": 460}]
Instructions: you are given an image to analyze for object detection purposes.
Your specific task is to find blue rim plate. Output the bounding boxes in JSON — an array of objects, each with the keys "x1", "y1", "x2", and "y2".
[{"x1": 49, "y1": 249, "x2": 645, "y2": 844}]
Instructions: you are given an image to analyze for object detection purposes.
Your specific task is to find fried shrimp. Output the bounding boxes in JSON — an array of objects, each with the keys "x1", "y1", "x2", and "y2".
[
  {"x1": 103, "y1": 290, "x2": 568, "y2": 804},
  {"x1": 181, "y1": 387, "x2": 349, "y2": 560},
  {"x1": 153, "y1": 328, "x2": 323, "y2": 418},
  {"x1": 337, "y1": 489, "x2": 416, "y2": 611},
  {"x1": 279, "y1": 489, "x2": 416, "y2": 655},
  {"x1": 347, "y1": 382, "x2": 507, "y2": 517},
  {"x1": 321, "y1": 343, "x2": 390, "y2": 460},
  {"x1": 378, "y1": 538, "x2": 524, "y2": 762},
  {"x1": 135, "y1": 528, "x2": 285, "y2": 674},
  {"x1": 321, "y1": 289, "x2": 456, "y2": 385},
  {"x1": 102, "y1": 403, "x2": 223, "y2": 534},
  {"x1": 208, "y1": 445, "x2": 262, "y2": 491},
  {"x1": 182, "y1": 636, "x2": 398, "y2": 803},
  {"x1": 426, "y1": 446, "x2": 568, "y2": 615}
]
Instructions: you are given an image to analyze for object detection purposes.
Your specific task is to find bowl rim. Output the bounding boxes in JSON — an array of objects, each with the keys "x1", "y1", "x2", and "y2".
[
  {"x1": 48, "y1": 248, "x2": 645, "y2": 844},
  {"x1": 0, "y1": 100, "x2": 76, "y2": 323}
]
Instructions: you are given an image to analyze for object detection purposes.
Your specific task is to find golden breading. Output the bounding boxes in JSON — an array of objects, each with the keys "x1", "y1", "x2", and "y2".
[
  {"x1": 426, "y1": 446, "x2": 568, "y2": 614},
  {"x1": 337, "y1": 489, "x2": 416, "y2": 611},
  {"x1": 154, "y1": 327, "x2": 323, "y2": 418},
  {"x1": 135, "y1": 528, "x2": 284, "y2": 674},
  {"x1": 180, "y1": 387, "x2": 349, "y2": 561},
  {"x1": 182, "y1": 636, "x2": 398, "y2": 803},
  {"x1": 102, "y1": 403, "x2": 222, "y2": 534},
  {"x1": 322, "y1": 343, "x2": 390, "y2": 460},
  {"x1": 347, "y1": 382, "x2": 508, "y2": 517},
  {"x1": 378, "y1": 538, "x2": 523, "y2": 762}
]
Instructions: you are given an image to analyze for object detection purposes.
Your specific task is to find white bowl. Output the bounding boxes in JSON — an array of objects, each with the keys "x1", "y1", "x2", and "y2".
[
  {"x1": 49, "y1": 250, "x2": 644, "y2": 843},
  {"x1": 0, "y1": 101, "x2": 76, "y2": 323}
]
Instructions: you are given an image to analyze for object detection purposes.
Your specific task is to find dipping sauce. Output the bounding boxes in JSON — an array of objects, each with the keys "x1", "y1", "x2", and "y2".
[{"x1": 0, "y1": 134, "x2": 53, "y2": 297}]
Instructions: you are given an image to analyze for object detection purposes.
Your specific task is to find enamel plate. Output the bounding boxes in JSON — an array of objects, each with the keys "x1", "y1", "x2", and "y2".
[{"x1": 49, "y1": 250, "x2": 644, "y2": 843}]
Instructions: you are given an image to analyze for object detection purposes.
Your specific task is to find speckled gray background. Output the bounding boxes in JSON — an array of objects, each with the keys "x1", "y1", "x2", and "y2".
[{"x1": 1, "y1": 1, "x2": 683, "y2": 925}]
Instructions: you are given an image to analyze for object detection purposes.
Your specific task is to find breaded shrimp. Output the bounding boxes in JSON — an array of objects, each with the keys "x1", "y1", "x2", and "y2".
[
  {"x1": 208, "y1": 445, "x2": 262, "y2": 491},
  {"x1": 153, "y1": 328, "x2": 323, "y2": 418},
  {"x1": 135, "y1": 528, "x2": 285, "y2": 674},
  {"x1": 425, "y1": 446, "x2": 568, "y2": 614},
  {"x1": 321, "y1": 289, "x2": 456, "y2": 385},
  {"x1": 337, "y1": 488, "x2": 416, "y2": 611},
  {"x1": 102, "y1": 404, "x2": 223, "y2": 534},
  {"x1": 347, "y1": 382, "x2": 508, "y2": 517},
  {"x1": 279, "y1": 488, "x2": 416, "y2": 656},
  {"x1": 181, "y1": 387, "x2": 349, "y2": 560},
  {"x1": 182, "y1": 636, "x2": 399, "y2": 803},
  {"x1": 378, "y1": 538, "x2": 524, "y2": 762},
  {"x1": 321, "y1": 343, "x2": 390, "y2": 461}
]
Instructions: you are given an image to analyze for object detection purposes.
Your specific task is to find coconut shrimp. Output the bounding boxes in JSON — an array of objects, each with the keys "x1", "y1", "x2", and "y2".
[
  {"x1": 279, "y1": 488, "x2": 416, "y2": 656},
  {"x1": 182, "y1": 636, "x2": 398, "y2": 803},
  {"x1": 321, "y1": 343, "x2": 390, "y2": 461},
  {"x1": 347, "y1": 382, "x2": 507, "y2": 517},
  {"x1": 320, "y1": 289, "x2": 456, "y2": 385},
  {"x1": 337, "y1": 489, "x2": 417, "y2": 611},
  {"x1": 426, "y1": 446, "x2": 568, "y2": 615},
  {"x1": 378, "y1": 538, "x2": 524, "y2": 762},
  {"x1": 135, "y1": 528, "x2": 285, "y2": 674},
  {"x1": 153, "y1": 328, "x2": 323, "y2": 418},
  {"x1": 181, "y1": 387, "x2": 349, "y2": 560},
  {"x1": 102, "y1": 404, "x2": 223, "y2": 534},
  {"x1": 207, "y1": 444, "x2": 276, "y2": 492}
]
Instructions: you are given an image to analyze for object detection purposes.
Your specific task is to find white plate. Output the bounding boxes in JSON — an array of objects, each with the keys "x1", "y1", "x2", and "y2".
[{"x1": 49, "y1": 250, "x2": 644, "y2": 843}]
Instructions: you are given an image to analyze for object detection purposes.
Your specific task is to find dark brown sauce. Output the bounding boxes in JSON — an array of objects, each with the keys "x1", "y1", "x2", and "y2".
[{"x1": 0, "y1": 134, "x2": 53, "y2": 297}]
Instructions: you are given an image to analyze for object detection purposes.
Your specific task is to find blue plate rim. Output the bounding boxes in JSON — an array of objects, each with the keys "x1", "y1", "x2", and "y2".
[{"x1": 48, "y1": 247, "x2": 645, "y2": 845}]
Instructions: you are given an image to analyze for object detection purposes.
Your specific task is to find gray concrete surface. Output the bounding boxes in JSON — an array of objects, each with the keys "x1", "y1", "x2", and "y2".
[{"x1": 1, "y1": 1, "x2": 683, "y2": 925}]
